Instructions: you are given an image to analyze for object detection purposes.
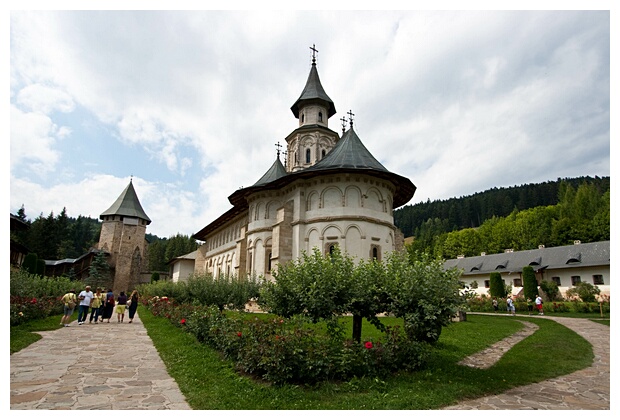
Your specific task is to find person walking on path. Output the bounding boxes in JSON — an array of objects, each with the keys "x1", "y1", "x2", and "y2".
[
  {"x1": 77, "y1": 286, "x2": 94, "y2": 325},
  {"x1": 535, "y1": 295, "x2": 544, "y2": 315},
  {"x1": 492, "y1": 298, "x2": 499, "y2": 313},
  {"x1": 89, "y1": 287, "x2": 104, "y2": 323},
  {"x1": 127, "y1": 290, "x2": 139, "y2": 323},
  {"x1": 506, "y1": 297, "x2": 516, "y2": 316},
  {"x1": 116, "y1": 291, "x2": 128, "y2": 323},
  {"x1": 102, "y1": 289, "x2": 115, "y2": 323},
  {"x1": 60, "y1": 289, "x2": 77, "y2": 327}
]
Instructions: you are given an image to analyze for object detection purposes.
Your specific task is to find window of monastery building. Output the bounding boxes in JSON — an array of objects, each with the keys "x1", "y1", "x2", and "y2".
[
  {"x1": 593, "y1": 274, "x2": 604, "y2": 285},
  {"x1": 513, "y1": 278, "x2": 522, "y2": 287},
  {"x1": 571, "y1": 275, "x2": 581, "y2": 286},
  {"x1": 552, "y1": 276, "x2": 561, "y2": 286}
]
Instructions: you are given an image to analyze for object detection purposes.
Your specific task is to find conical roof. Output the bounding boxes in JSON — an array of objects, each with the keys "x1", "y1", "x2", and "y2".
[
  {"x1": 310, "y1": 128, "x2": 388, "y2": 171},
  {"x1": 252, "y1": 157, "x2": 288, "y2": 186},
  {"x1": 100, "y1": 180, "x2": 151, "y2": 224},
  {"x1": 291, "y1": 62, "x2": 336, "y2": 119}
]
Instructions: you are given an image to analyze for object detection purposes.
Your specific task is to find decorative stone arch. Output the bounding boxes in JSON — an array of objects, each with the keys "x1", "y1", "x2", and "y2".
[
  {"x1": 322, "y1": 224, "x2": 343, "y2": 256},
  {"x1": 364, "y1": 187, "x2": 385, "y2": 212},
  {"x1": 254, "y1": 238, "x2": 265, "y2": 276},
  {"x1": 344, "y1": 224, "x2": 364, "y2": 238},
  {"x1": 306, "y1": 190, "x2": 319, "y2": 211},
  {"x1": 254, "y1": 202, "x2": 264, "y2": 221},
  {"x1": 265, "y1": 200, "x2": 282, "y2": 220},
  {"x1": 344, "y1": 224, "x2": 364, "y2": 258},
  {"x1": 321, "y1": 186, "x2": 344, "y2": 208},
  {"x1": 321, "y1": 224, "x2": 343, "y2": 238},
  {"x1": 344, "y1": 185, "x2": 363, "y2": 207},
  {"x1": 386, "y1": 195, "x2": 393, "y2": 215},
  {"x1": 387, "y1": 232, "x2": 394, "y2": 251}
]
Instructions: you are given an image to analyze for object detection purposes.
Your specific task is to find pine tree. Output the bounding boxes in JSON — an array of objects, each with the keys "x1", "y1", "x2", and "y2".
[
  {"x1": 87, "y1": 252, "x2": 112, "y2": 289},
  {"x1": 522, "y1": 266, "x2": 538, "y2": 300}
]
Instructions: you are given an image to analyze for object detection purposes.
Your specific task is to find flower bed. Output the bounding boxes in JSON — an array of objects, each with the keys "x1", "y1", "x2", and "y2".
[{"x1": 145, "y1": 296, "x2": 429, "y2": 385}]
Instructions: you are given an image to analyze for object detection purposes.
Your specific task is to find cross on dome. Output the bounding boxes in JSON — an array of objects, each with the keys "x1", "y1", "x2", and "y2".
[{"x1": 310, "y1": 44, "x2": 318, "y2": 64}]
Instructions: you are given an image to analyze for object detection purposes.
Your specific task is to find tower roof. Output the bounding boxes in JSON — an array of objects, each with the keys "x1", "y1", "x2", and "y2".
[
  {"x1": 309, "y1": 128, "x2": 388, "y2": 172},
  {"x1": 290, "y1": 62, "x2": 336, "y2": 119},
  {"x1": 252, "y1": 157, "x2": 288, "y2": 187},
  {"x1": 100, "y1": 180, "x2": 151, "y2": 224}
]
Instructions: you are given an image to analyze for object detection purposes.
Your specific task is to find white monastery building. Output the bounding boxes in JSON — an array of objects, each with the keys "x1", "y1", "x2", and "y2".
[{"x1": 192, "y1": 49, "x2": 416, "y2": 280}]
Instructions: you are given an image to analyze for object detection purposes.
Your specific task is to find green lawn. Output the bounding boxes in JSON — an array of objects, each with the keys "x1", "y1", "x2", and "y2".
[
  {"x1": 10, "y1": 312, "x2": 76, "y2": 354},
  {"x1": 138, "y1": 307, "x2": 594, "y2": 409}
]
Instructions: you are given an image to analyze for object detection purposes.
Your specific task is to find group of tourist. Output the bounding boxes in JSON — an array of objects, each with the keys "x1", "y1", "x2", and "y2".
[
  {"x1": 61, "y1": 286, "x2": 139, "y2": 327},
  {"x1": 492, "y1": 295, "x2": 544, "y2": 316}
]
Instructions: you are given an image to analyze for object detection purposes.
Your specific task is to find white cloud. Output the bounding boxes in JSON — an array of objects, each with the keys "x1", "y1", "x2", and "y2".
[
  {"x1": 10, "y1": 105, "x2": 62, "y2": 174},
  {"x1": 8, "y1": 10, "x2": 610, "y2": 240}
]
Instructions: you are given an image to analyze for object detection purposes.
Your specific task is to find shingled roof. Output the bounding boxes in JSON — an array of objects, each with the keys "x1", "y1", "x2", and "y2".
[
  {"x1": 252, "y1": 157, "x2": 288, "y2": 187},
  {"x1": 290, "y1": 61, "x2": 336, "y2": 119},
  {"x1": 443, "y1": 241, "x2": 610, "y2": 275},
  {"x1": 310, "y1": 127, "x2": 388, "y2": 172},
  {"x1": 100, "y1": 180, "x2": 151, "y2": 224}
]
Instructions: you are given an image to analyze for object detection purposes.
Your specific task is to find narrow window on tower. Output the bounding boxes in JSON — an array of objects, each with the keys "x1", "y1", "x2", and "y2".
[
  {"x1": 318, "y1": 111, "x2": 323, "y2": 122},
  {"x1": 306, "y1": 149, "x2": 311, "y2": 163},
  {"x1": 301, "y1": 113, "x2": 305, "y2": 123},
  {"x1": 322, "y1": 149, "x2": 326, "y2": 158}
]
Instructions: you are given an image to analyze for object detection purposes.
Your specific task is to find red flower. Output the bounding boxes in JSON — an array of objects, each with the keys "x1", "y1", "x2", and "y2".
[
  {"x1": 180, "y1": 319, "x2": 186, "y2": 325},
  {"x1": 237, "y1": 332, "x2": 242, "y2": 337},
  {"x1": 31, "y1": 298, "x2": 37, "y2": 304},
  {"x1": 275, "y1": 335, "x2": 280, "y2": 340},
  {"x1": 364, "y1": 341, "x2": 373, "y2": 349}
]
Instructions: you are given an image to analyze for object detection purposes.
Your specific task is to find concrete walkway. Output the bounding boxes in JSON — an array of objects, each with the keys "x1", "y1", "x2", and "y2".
[
  {"x1": 444, "y1": 314, "x2": 610, "y2": 410},
  {"x1": 10, "y1": 312, "x2": 191, "y2": 410}
]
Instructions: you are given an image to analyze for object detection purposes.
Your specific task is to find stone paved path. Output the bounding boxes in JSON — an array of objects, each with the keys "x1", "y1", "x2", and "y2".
[
  {"x1": 444, "y1": 314, "x2": 610, "y2": 410},
  {"x1": 10, "y1": 312, "x2": 191, "y2": 410}
]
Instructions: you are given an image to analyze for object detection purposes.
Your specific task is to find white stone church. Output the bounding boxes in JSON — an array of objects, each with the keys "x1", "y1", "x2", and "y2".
[{"x1": 192, "y1": 50, "x2": 416, "y2": 280}]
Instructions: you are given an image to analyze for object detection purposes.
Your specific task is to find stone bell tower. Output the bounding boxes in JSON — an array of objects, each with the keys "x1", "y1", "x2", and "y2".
[{"x1": 98, "y1": 179, "x2": 151, "y2": 293}]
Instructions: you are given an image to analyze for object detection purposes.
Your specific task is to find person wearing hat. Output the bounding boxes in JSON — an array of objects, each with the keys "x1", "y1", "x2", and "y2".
[{"x1": 77, "y1": 286, "x2": 94, "y2": 325}]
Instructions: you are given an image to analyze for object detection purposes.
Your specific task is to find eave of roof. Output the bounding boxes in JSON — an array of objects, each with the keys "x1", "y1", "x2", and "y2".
[{"x1": 192, "y1": 205, "x2": 247, "y2": 241}]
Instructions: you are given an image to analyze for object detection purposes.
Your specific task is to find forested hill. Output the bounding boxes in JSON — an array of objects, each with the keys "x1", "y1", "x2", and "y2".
[{"x1": 394, "y1": 176, "x2": 610, "y2": 238}]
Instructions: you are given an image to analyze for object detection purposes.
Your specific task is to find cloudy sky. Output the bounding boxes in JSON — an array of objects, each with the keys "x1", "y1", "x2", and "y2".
[{"x1": 8, "y1": 6, "x2": 612, "y2": 239}]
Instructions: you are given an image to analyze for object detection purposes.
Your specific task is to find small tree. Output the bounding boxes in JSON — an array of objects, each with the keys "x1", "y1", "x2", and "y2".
[
  {"x1": 566, "y1": 282, "x2": 600, "y2": 303},
  {"x1": 151, "y1": 272, "x2": 160, "y2": 283},
  {"x1": 522, "y1": 266, "x2": 538, "y2": 300},
  {"x1": 470, "y1": 280, "x2": 478, "y2": 289},
  {"x1": 540, "y1": 279, "x2": 561, "y2": 301},
  {"x1": 386, "y1": 251, "x2": 463, "y2": 343},
  {"x1": 489, "y1": 272, "x2": 506, "y2": 298}
]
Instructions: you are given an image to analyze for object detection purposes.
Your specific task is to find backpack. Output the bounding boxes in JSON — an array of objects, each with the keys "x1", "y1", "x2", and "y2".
[{"x1": 65, "y1": 293, "x2": 76, "y2": 309}]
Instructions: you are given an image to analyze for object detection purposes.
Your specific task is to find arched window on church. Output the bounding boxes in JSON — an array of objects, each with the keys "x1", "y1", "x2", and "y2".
[
  {"x1": 306, "y1": 149, "x2": 311, "y2": 163},
  {"x1": 371, "y1": 245, "x2": 382, "y2": 261},
  {"x1": 318, "y1": 111, "x2": 323, "y2": 122},
  {"x1": 267, "y1": 251, "x2": 272, "y2": 273},
  {"x1": 322, "y1": 149, "x2": 326, "y2": 159},
  {"x1": 301, "y1": 113, "x2": 305, "y2": 123}
]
